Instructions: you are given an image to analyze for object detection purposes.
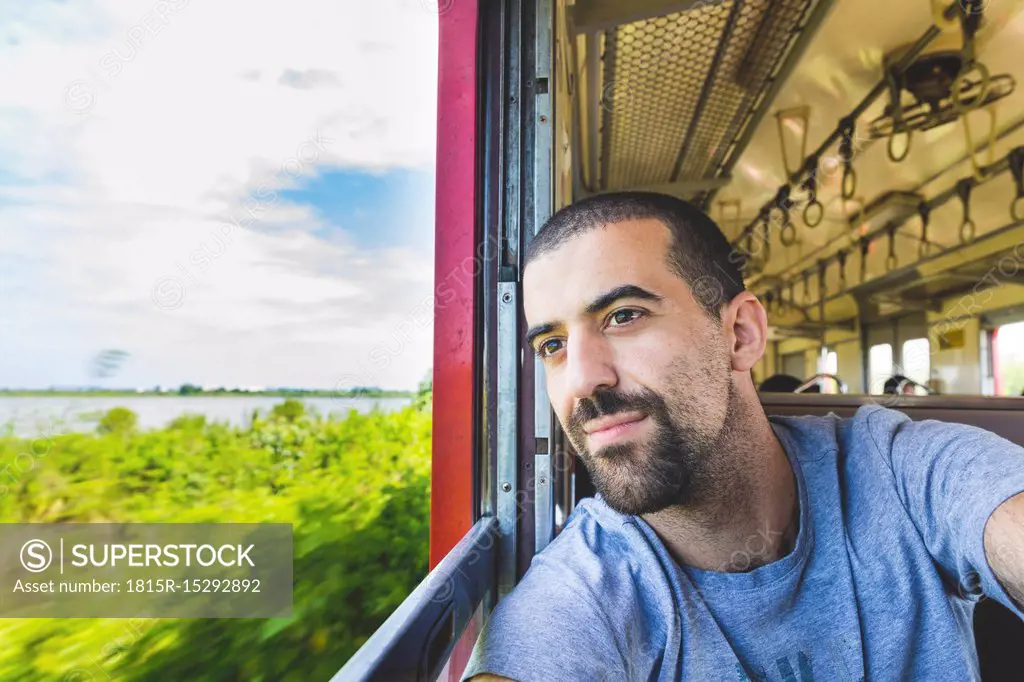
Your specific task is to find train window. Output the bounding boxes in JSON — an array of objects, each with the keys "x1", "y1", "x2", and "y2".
[
  {"x1": 823, "y1": 350, "x2": 838, "y2": 376},
  {"x1": 1, "y1": 2, "x2": 440, "y2": 678},
  {"x1": 994, "y1": 322, "x2": 1024, "y2": 396},
  {"x1": 982, "y1": 329, "x2": 997, "y2": 396},
  {"x1": 901, "y1": 338, "x2": 931, "y2": 389},
  {"x1": 868, "y1": 344, "x2": 894, "y2": 395}
]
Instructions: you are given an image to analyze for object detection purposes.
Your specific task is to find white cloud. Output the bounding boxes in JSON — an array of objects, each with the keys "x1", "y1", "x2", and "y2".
[{"x1": 0, "y1": 0, "x2": 439, "y2": 390}]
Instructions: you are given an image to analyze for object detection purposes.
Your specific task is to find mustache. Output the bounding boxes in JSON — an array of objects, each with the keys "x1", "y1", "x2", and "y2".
[{"x1": 568, "y1": 388, "x2": 668, "y2": 437}]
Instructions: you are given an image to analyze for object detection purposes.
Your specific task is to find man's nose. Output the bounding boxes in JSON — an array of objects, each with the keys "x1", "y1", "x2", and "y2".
[{"x1": 565, "y1": 331, "x2": 617, "y2": 401}]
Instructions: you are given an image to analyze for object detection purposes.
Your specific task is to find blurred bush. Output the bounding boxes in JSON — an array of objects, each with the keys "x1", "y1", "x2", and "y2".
[
  {"x1": 97, "y1": 406, "x2": 138, "y2": 435},
  {"x1": 0, "y1": 397, "x2": 431, "y2": 680}
]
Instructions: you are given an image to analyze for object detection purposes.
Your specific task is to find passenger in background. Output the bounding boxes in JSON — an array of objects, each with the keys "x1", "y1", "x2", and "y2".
[
  {"x1": 758, "y1": 374, "x2": 802, "y2": 393},
  {"x1": 759, "y1": 374, "x2": 820, "y2": 393},
  {"x1": 884, "y1": 374, "x2": 918, "y2": 396}
]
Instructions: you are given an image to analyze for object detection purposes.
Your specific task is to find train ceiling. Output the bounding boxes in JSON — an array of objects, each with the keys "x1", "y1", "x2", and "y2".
[{"x1": 567, "y1": 0, "x2": 1024, "y2": 327}]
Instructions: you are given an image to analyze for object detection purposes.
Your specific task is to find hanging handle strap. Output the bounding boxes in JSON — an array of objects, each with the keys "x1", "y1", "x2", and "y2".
[
  {"x1": 859, "y1": 236, "x2": 871, "y2": 283},
  {"x1": 775, "y1": 107, "x2": 809, "y2": 178},
  {"x1": 959, "y1": 0, "x2": 984, "y2": 64},
  {"x1": 931, "y1": 0, "x2": 959, "y2": 30},
  {"x1": 961, "y1": 105, "x2": 998, "y2": 181},
  {"x1": 956, "y1": 178, "x2": 977, "y2": 244},
  {"x1": 953, "y1": 0, "x2": 991, "y2": 113},
  {"x1": 886, "y1": 68, "x2": 912, "y2": 163},
  {"x1": 801, "y1": 163, "x2": 824, "y2": 227},
  {"x1": 1008, "y1": 147, "x2": 1024, "y2": 221},
  {"x1": 840, "y1": 119, "x2": 858, "y2": 199},
  {"x1": 886, "y1": 225, "x2": 899, "y2": 272},
  {"x1": 917, "y1": 202, "x2": 932, "y2": 259},
  {"x1": 777, "y1": 186, "x2": 798, "y2": 246}
]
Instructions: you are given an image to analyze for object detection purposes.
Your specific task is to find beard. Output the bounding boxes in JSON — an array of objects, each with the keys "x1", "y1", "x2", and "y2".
[{"x1": 566, "y1": 364, "x2": 733, "y2": 516}]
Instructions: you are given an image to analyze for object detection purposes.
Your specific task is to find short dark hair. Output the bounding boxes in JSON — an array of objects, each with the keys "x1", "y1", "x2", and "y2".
[
  {"x1": 524, "y1": 192, "x2": 746, "y2": 318},
  {"x1": 883, "y1": 374, "x2": 911, "y2": 395},
  {"x1": 758, "y1": 374, "x2": 821, "y2": 394},
  {"x1": 758, "y1": 374, "x2": 803, "y2": 393}
]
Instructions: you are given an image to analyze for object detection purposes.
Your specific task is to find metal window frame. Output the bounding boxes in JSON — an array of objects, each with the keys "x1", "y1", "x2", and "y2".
[
  {"x1": 488, "y1": 0, "x2": 557, "y2": 594},
  {"x1": 495, "y1": 0, "x2": 524, "y2": 600},
  {"x1": 332, "y1": 518, "x2": 499, "y2": 682},
  {"x1": 532, "y1": 0, "x2": 556, "y2": 556}
]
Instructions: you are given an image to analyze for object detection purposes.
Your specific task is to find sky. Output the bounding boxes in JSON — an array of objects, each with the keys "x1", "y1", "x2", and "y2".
[{"x1": 0, "y1": 0, "x2": 442, "y2": 391}]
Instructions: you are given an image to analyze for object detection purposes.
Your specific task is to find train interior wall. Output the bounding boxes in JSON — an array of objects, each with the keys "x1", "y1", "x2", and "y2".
[{"x1": 755, "y1": 281, "x2": 1024, "y2": 395}]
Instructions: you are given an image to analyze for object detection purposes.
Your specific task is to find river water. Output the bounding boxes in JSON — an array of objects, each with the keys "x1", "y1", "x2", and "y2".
[{"x1": 0, "y1": 396, "x2": 412, "y2": 438}]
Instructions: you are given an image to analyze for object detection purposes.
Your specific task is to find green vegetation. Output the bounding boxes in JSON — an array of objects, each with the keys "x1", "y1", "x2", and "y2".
[
  {"x1": 0, "y1": 394, "x2": 432, "y2": 680},
  {"x1": 97, "y1": 406, "x2": 138, "y2": 434},
  {"x1": 1002, "y1": 361, "x2": 1024, "y2": 396}
]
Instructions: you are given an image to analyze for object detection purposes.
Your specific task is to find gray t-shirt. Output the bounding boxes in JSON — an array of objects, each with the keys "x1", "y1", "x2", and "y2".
[{"x1": 462, "y1": 405, "x2": 1024, "y2": 681}]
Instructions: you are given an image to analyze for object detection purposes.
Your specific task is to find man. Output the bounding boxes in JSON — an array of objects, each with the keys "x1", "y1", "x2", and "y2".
[
  {"x1": 462, "y1": 192, "x2": 1024, "y2": 681},
  {"x1": 759, "y1": 374, "x2": 819, "y2": 393}
]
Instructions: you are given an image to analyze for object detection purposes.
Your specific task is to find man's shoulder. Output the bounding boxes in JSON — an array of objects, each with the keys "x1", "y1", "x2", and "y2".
[
  {"x1": 840, "y1": 403, "x2": 998, "y2": 455},
  {"x1": 769, "y1": 404, "x2": 962, "y2": 458},
  {"x1": 768, "y1": 406, "x2": 914, "y2": 482},
  {"x1": 774, "y1": 404, "x2": 1017, "y2": 480},
  {"x1": 768, "y1": 410, "x2": 845, "y2": 463}
]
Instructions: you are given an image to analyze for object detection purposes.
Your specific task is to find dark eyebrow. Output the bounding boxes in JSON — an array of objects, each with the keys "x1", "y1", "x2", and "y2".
[
  {"x1": 525, "y1": 322, "x2": 556, "y2": 348},
  {"x1": 524, "y1": 284, "x2": 662, "y2": 348},
  {"x1": 584, "y1": 284, "x2": 663, "y2": 315}
]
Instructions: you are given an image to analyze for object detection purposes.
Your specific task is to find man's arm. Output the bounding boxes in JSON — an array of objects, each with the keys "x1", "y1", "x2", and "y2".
[{"x1": 984, "y1": 491, "x2": 1024, "y2": 607}]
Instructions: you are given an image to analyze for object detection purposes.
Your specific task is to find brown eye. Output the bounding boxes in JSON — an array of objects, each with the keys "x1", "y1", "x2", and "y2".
[
  {"x1": 609, "y1": 309, "x2": 643, "y2": 326},
  {"x1": 539, "y1": 338, "x2": 563, "y2": 358}
]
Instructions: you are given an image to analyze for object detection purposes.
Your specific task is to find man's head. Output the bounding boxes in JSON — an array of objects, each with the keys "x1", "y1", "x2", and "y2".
[
  {"x1": 523, "y1": 192, "x2": 769, "y2": 516},
  {"x1": 883, "y1": 375, "x2": 915, "y2": 396}
]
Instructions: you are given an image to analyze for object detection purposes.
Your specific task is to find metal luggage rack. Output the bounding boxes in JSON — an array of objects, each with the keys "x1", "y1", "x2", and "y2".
[{"x1": 571, "y1": 0, "x2": 831, "y2": 199}]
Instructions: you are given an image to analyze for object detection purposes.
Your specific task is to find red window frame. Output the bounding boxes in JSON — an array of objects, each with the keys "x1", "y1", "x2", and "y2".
[{"x1": 431, "y1": 0, "x2": 480, "y2": 570}]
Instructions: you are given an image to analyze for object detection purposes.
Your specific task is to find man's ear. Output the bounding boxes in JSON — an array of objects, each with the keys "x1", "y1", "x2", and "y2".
[{"x1": 722, "y1": 291, "x2": 767, "y2": 372}]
